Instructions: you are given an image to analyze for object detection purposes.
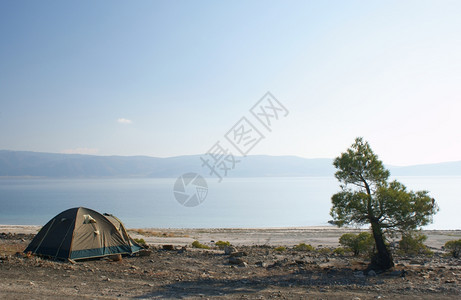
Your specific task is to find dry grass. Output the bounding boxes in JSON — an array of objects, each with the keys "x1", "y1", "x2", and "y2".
[{"x1": 0, "y1": 242, "x2": 27, "y2": 256}]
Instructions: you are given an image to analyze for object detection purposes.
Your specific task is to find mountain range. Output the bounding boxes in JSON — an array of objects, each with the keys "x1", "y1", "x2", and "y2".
[{"x1": 0, "y1": 150, "x2": 460, "y2": 178}]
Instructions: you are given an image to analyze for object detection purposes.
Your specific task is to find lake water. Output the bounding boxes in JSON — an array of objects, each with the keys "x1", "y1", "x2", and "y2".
[{"x1": 0, "y1": 177, "x2": 459, "y2": 229}]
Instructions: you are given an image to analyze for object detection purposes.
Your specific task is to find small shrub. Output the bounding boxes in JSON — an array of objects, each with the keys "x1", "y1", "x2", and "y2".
[
  {"x1": 192, "y1": 240, "x2": 210, "y2": 249},
  {"x1": 398, "y1": 232, "x2": 432, "y2": 256},
  {"x1": 333, "y1": 247, "x2": 347, "y2": 256},
  {"x1": 444, "y1": 239, "x2": 461, "y2": 258},
  {"x1": 339, "y1": 232, "x2": 374, "y2": 256},
  {"x1": 215, "y1": 241, "x2": 231, "y2": 249},
  {"x1": 134, "y1": 238, "x2": 146, "y2": 246},
  {"x1": 317, "y1": 247, "x2": 332, "y2": 255},
  {"x1": 293, "y1": 243, "x2": 315, "y2": 251},
  {"x1": 274, "y1": 246, "x2": 286, "y2": 252}
]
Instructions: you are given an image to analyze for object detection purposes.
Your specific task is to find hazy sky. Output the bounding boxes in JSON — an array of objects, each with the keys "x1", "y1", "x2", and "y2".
[{"x1": 1, "y1": 0, "x2": 460, "y2": 166}]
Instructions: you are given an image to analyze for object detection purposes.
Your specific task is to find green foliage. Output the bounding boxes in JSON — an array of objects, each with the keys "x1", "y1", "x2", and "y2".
[
  {"x1": 317, "y1": 247, "x2": 332, "y2": 255},
  {"x1": 398, "y1": 232, "x2": 433, "y2": 256},
  {"x1": 330, "y1": 137, "x2": 439, "y2": 270},
  {"x1": 215, "y1": 240, "x2": 231, "y2": 249},
  {"x1": 333, "y1": 137, "x2": 390, "y2": 191},
  {"x1": 192, "y1": 240, "x2": 210, "y2": 249},
  {"x1": 330, "y1": 138, "x2": 438, "y2": 232},
  {"x1": 274, "y1": 246, "x2": 286, "y2": 252},
  {"x1": 293, "y1": 243, "x2": 315, "y2": 251},
  {"x1": 133, "y1": 238, "x2": 146, "y2": 245},
  {"x1": 374, "y1": 182, "x2": 438, "y2": 232},
  {"x1": 444, "y1": 239, "x2": 461, "y2": 258},
  {"x1": 333, "y1": 247, "x2": 347, "y2": 256},
  {"x1": 339, "y1": 232, "x2": 374, "y2": 256}
]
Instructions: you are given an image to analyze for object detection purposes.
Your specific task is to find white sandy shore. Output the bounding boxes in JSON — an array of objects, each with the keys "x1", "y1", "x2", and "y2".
[
  {"x1": 0, "y1": 225, "x2": 41, "y2": 234},
  {"x1": 2, "y1": 224, "x2": 460, "y2": 250}
]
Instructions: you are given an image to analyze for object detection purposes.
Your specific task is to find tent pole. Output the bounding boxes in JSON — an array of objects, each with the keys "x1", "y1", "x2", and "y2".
[
  {"x1": 33, "y1": 218, "x2": 55, "y2": 254},
  {"x1": 54, "y1": 220, "x2": 74, "y2": 259}
]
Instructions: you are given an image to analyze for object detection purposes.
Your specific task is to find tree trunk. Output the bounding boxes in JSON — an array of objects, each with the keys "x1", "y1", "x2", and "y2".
[{"x1": 370, "y1": 221, "x2": 394, "y2": 270}]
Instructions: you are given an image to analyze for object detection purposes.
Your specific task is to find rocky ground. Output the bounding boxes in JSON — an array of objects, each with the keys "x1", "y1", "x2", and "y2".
[{"x1": 0, "y1": 231, "x2": 460, "y2": 299}]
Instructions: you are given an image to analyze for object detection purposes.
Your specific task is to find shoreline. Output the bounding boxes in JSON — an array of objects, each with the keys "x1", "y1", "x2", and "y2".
[
  {"x1": 2, "y1": 224, "x2": 460, "y2": 231},
  {"x1": 2, "y1": 225, "x2": 460, "y2": 249}
]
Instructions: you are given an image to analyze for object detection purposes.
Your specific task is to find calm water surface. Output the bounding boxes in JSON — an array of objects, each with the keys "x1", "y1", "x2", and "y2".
[{"x1": 0, "y1": 177, "x2": 459, "y2": 229}]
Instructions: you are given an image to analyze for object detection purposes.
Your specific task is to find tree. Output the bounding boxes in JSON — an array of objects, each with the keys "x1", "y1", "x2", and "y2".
[{"x1": 330, "y1": 137, "x2": 438, "y2": 270}]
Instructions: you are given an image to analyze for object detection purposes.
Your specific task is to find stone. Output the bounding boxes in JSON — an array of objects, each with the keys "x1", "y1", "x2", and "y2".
[
  {"x1": 230, "y1": 251, "x2": 247, "y2": 257},
  {"x1": 138, "y1": 249, "x2": 152, "y2": 256},
  {"x1": 368, "y1": 270, "x2": 377, "y2": 277},
  {"x1": 229, "y1": 257, "x2": 245, "y2": 265},
  {"x1": 108, "y1": 254, "x2": 122, "y2": 262},
  {"x1": 224, "y1": 246, "x2": 236, "y2": 255},
  {"x1": 163, "y1": 245, "x2": 175, "y2": 251},
  {"x1": 255, "y1": 261, "x2": 268, "y2": 268},
  {"x1": 388, "y1": 270, "x2": 403, "y2": 277},
  {"x1": 267, "y1": 260, "x2": 286, "y2": 269}
]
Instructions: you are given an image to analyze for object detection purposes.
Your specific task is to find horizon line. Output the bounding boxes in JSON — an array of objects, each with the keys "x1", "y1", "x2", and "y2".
[{"x1": 1, "y1": 149, "x2": 460, "y2": 167}]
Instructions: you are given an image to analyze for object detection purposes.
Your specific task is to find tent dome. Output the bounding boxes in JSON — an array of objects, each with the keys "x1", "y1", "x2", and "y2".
[{"x1": 25, "y1": 207, "x2": 142, "y2": 260}]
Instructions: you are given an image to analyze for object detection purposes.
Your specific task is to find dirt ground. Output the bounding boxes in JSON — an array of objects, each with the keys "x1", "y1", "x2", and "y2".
[{"x1": 0, "y1": 228, "x2": 460, "y2": 299}]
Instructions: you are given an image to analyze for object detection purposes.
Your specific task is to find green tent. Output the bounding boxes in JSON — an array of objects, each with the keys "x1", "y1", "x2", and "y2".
[{"x1": 25, "y1": 207, "x2": 142, "y2": 260}]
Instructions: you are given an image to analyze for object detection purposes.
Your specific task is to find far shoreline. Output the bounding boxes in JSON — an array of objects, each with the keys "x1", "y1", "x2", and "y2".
[{"x1": 2, "y1": 225, "x2": 460, "y2": 249}]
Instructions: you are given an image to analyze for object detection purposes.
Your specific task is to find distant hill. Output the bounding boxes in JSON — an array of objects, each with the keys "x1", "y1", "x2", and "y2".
[
  {"x1": 0, "y1": 150, "x2": 460, "y2": 178},
  {"x1": 389, "y1": 161, "x2": 461, "y2": 176}
]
